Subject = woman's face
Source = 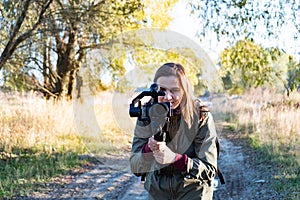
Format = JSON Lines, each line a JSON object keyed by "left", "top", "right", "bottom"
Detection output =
{"left": 156, "top": 75, "right": 184, "bottom": 109}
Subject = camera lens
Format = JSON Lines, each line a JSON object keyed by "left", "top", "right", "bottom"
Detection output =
{"left": 149, "top": 103, "right": 169, "bottom": 117}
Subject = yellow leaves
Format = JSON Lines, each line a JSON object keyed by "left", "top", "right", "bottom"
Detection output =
{"left": 143, "top": 0, "right": 179, "bottom": 28}
{"left": 131, "top": 46, "right": 202, "bottom": 86}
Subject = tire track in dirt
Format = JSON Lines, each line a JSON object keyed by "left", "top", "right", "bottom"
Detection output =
{"left": 19, "top": 133, "right": 279, "bottom": 199}
{"left": 119, "top": 176, "right": 148, "bottom": 200}
{"left": 213, "top": 132, "right": 280, "bottom": 200}
{"left": 213, "top": 138, "right": 248, "bottom": 199}
{"left": 18, "top": 164, "right": 139, "bottom": 199}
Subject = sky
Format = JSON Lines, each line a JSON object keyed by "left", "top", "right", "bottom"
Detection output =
{"left": 167, "top": 0, "right": 220, "bottom": 62}
{"left": 167, "top": 0, "right": 299, "bottom": 63}
{"left": 120, "top": 0, "right": 297, "bottom": 91}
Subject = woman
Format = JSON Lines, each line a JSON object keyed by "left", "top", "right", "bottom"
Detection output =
{"left": 130, "top": 63, "right": 218, "bottom": 199}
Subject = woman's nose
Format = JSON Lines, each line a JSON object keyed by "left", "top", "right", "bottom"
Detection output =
{"left": 164, "top": 91, "right": 172, "bottom": 100}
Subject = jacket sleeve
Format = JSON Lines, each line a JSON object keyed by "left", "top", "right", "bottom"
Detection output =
{"left": 188, "top": 112, "right": 218, "bottom": 182}
{"left": 129, "top": 118, "right": 161, "bottom": 176}
{"left": 130, "top": 104, "right": 169, "bottom": 175}
{"left": 130, "top": 136, "right": 154, "bottom": 176}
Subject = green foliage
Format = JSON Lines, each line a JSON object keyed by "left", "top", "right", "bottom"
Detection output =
{"left": 116, "top": 47, "right": 206, "bottom": 93}
{"left": 134, "top": 47, "right": 203, "bottom": 83}
{"left": 86, "top": 27, "right": 217, "bottom": 94}
{"left": 0, "top": 0, "right": 182, "bottom": 97}
{"left": 188, "top": 0, "right": 299, "bottom": 44}
{"left": 83, "top": 0, "right": 181, "bottom": 93}
{"left": 248, "top": 134, "right": 300, "bottom": 197}
{"left": 1, "top": 73, "right": 31, "bottom": 92}
{"left": 285, "top": 56, "right": 300, "bottom": 95}
{"left": 219, "top": 39, "right": 283, "bottom": 92}
{"left": 0, "top": 0, "right": 146, "bottom": 97}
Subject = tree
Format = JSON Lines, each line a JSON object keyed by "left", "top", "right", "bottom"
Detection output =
{"left": 188, "top": 0, "right": 299, "bottom": 59}
{"left": 285, "top": 56, "right": 300, "bottom": 96}
{"left": 0, "top": 0, "right": 145, "bottom": 99}
{"left": 0, "top": 0, "right": 53, "bottom": 69}
{"left": 0, "top": 0, "right": 181, "bottom": 99}
{"left": 98, "top": 29, "right": 222, "bottom": 95}
{"left": 85, "top": 33, "right": 206, "bottom": 94}
{"left": 143, "top": 0, "right": 178, "bottom": 28}
{"left": 186, "top": 0, "right": 300, "bottom": 96}
{"left": 0, "top": 0, "right": 53, "bottom": 93}
{"left": 219, "top": 39, "right": 282, "bottom": 93}
{"left": 42, "top": 0, "right": 148, "bottom": 99}
{"left": 79, "top": 0, "right": 182, "bottom": 94}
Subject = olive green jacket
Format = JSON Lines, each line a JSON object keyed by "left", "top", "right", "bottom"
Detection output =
{"left": 130, "top": 108, "right": 218, "bottom": 200}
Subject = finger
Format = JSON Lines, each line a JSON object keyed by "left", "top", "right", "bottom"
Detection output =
{"left": 148, "top": 138, "right": 157, "bottom": 151}
{"left": 149, "top": 136, "right": 157, "bottom": 144}
{"left": 153, "top": 153, "right": 159, "bottom": 161}
{"left": 153, "top": 151, "right": 160, "bottom": 157}
{"left": 157, "top": 142, "right": 166, "bottom": 151}
{"left": 152, "top": 145, "right": 157, "bottom": 152}
{"left": 153, "top": 143, "right": 158, "bottom": 150}
{"left": 153, "top": 154, "right": 162, "bottom": 164}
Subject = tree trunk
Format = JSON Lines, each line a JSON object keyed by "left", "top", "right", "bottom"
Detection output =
{"left": 54, "top": 24, "right": 78, "bottom": 100}
{"left": 42, "top": 35, "right": 51, "bottom": 98}
{"left": 55, "top": 59, "right": 77, "bottom": 100}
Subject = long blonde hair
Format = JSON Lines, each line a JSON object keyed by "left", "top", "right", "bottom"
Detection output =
{"left": 153, "top": 63, "right": 196, "bottom": 128}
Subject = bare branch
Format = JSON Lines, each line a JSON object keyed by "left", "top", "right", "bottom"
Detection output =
{"left": 0, "top": 0, "right": 54, "bottom": 69}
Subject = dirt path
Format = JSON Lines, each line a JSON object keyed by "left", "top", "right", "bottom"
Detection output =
{"left": 213, "top": 137, "right": 277, "bottom": 199}
{"left": 18, "top": 129, "right": 279, "bottom": 200}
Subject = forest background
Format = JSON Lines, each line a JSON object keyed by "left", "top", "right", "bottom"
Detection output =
{"left": 0, "top": 0, "right": 299, "bottom": 198}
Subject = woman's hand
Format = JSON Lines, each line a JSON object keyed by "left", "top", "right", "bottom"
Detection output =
{"left": 148, "top": 137, "right": 176, "bottom": 164}
{"left": 148, "top": 136, "right": 159, "bottom": 152}
{"left": 153, "top": 142, "right": 176, "bottom": 164}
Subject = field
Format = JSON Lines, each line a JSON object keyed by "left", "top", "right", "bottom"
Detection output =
{"left": 211, "top": 88, "right": 300, "bottom": 197}
{"left": 0, "top": 91, "right": 134, "bottom": 197}
{"left": 0, "top": 88, "right": 299, "bottom": 198}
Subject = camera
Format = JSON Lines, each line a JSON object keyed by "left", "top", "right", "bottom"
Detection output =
{"left": 129, "top": 84, "right": 172, "bottom": 141}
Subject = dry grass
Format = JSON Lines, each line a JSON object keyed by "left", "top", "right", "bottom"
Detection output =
{"left": 212, "top": 87, "right": 300, "bottom": 197}
{"left": 1, "top": 88, "right": 299, "bottom": 197}
{"left": 1, "top": 88, "right": 299, "bottom": 160}
{"left": 0, "top": 91, "right": 136, "bottom": 156}
{"left": 73, "top": 91, "right": 136, "bottom": 155}
{"left": 0, "top": 92, "right": 87, "bottom": 197}
{"left": 0, "top": 91, "right": 136, "bottom": 197}
{"left": 0, "top": 92, "right": 84, "bottom": 154}
{"left": 214, "top": 88, "right": 300, "bottom": 163}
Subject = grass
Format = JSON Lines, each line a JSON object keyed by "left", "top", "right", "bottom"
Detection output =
{"left": 249, "top": 136, "right": 300, "bottom": 199}
{"left": 0, "top": 151, "right": 84, "bottom": 197}
{"left": 213, "top": 87, "right": 300, "bottom": 198}
{"left": 2, "top": 87, "right": 299, "bottom": 198}
{"left": 0, "top": 91, "right": 134, "bottom": 198}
